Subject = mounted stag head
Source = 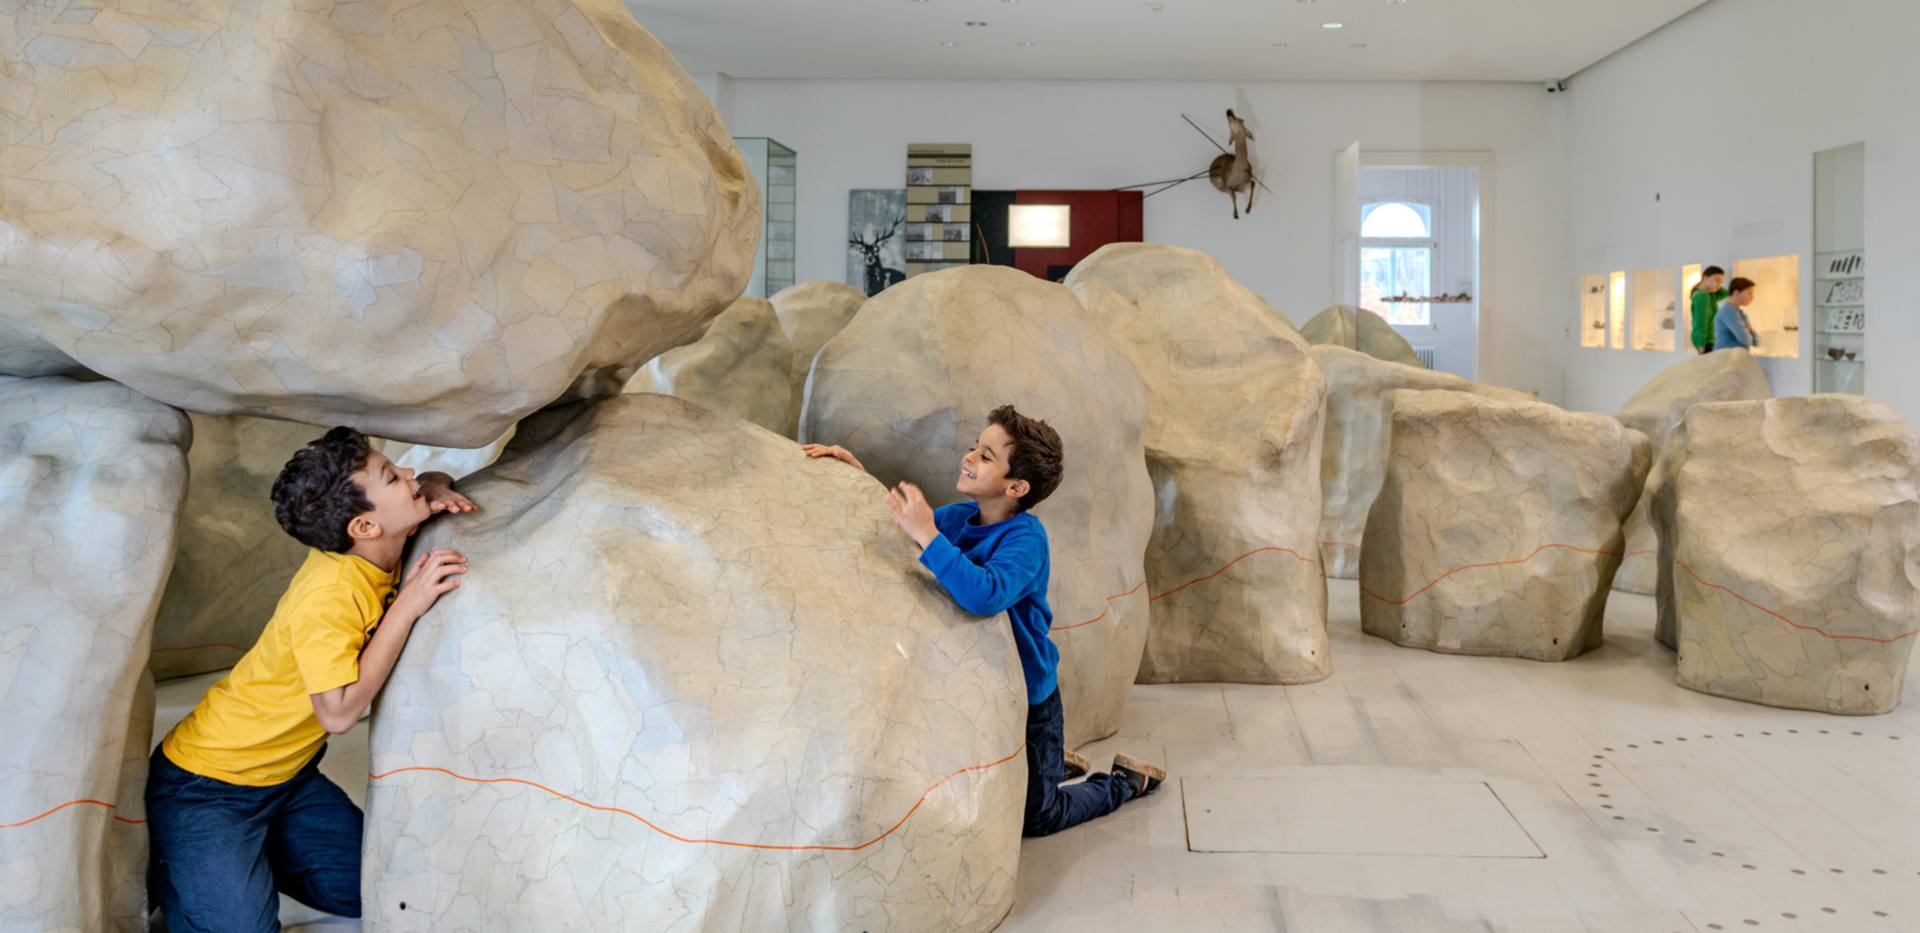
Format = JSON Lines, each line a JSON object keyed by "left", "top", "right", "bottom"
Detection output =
{"left": 1208, "top": 108, "right": 1257, "bottom": 219}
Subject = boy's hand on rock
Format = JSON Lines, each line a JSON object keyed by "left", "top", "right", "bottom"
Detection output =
{"left": 883, "top": 482, "right": 938, "bottom": 549}
{"left": 419, "top": 472, "right": 476, "bottom": 514}
{"left": 391, "top": 548, "right": 467, "bottom": 621}
{"left": 802, "top": 443, "right": 864, "bottom": 472}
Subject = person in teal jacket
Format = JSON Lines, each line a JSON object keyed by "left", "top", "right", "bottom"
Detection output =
{"left": 1689, "top": 265, "right": 1728, "bottom": 353}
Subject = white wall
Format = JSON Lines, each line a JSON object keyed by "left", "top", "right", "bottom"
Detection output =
{"left": 718, "top": 78, "right": 1568, "bottom": 400}
{"left": 1560, "top": 0, "right": 1920, "bottom": 425}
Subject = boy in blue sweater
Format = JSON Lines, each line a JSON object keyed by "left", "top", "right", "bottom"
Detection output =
{"left": 806, "top": 404, "right": 1164, "bottom": 836}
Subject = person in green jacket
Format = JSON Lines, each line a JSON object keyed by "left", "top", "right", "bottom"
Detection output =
{"left": 1689, "top": 265, "right": 1728, "bottom": 354}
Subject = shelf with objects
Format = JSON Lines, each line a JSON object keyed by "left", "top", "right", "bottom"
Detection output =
{"left": 1631, "top": 267, "right": 1677, "bottom": 351}
{"left": 735, "top": 137, "right": 797, "bottom": 298}
{"left": 1813, "top": 142, "right": 1865, "bottom": 394}
{"left": 1578, "top": 274, "right": 1607, "bottom": 348}
{"left": 1730, "top": 254, "right": 1801, "bottom": 359}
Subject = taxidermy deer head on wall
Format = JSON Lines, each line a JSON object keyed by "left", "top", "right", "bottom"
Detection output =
{"left": 1208, "top": 109, "right": 1256, "bottom": 219}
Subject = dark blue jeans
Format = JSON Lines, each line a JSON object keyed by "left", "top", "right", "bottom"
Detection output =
{"left": 1024, "top": 689, "right": 1132, "bottom": 837}
{"left": 145, "top": 745, "right": 362, "bottom": 932}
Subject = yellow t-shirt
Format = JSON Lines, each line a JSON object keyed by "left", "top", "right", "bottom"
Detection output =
{"left": 163, "top": 549, "right": 397, "bottom": 786}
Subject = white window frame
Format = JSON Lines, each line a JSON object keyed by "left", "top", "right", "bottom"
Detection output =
{"left": 1360, "top": 199, "right": 1437, "bottom": 329}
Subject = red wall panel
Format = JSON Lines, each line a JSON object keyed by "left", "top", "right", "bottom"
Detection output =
{"left": 1011, "top": 190, "right": 1144, "bottom": 281}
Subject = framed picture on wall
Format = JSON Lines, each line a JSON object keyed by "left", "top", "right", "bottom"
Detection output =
{"left": 846, "top": 189, "right": 907, "bottom": 297}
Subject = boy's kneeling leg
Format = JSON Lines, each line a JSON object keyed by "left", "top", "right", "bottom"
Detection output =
{"left": 267, "top": 755, "right": 363, "bottom": 918}
{"left": 145, "top": 748, "right": 282, "bottom": 933}
{"left": 1022, "top": 691, "right": 1131, "bottom": 838}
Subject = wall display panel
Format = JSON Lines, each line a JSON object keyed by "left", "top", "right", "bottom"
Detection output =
{"left": 1608, "top": 271, "right": 1628, "bottom": 350}
{"left": 1631, "top": 268, "right": 1678, "bottom": 351}
{"left": 1580, "top": 274, "right": 1607, "bottom": 348}
{"left": 1813, "top": 142, "right": 1866, "bottom": 394}
{"left": 1731, "top": 255, "right": 1801, "bottom": 358}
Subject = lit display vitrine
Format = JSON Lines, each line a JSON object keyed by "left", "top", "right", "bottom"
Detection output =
{"left": 1731, "top": 255, "right": 1800, "bottom": 359}
{"left": 1608, "top": 271, "right": 1628, "bottom": 350}
{"left": 1631, "top": 268, "right": 1676, "bottom": 351}
{"left": 1813, "top": 142, "right": 1865, "bottom": 393}
{"left": 1579, "top": 274, "right": 1607, "bottom": 348}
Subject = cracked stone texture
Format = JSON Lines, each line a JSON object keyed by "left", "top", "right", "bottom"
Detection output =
{"left": 800, "top": 265, "right": 1154, "bottom": 748}
{"left": 1299, "top": 305, "right": 1424, "bottom": 368}
{"left": 626, "top": 296, "right": 795, "bottom": 434}
{"left": 1360, "top": 390, "right": 1650, "bottom": 661}
{"left": 1065, "top": 243, "right": 1330, "bottom": 685}
{"left": 1612, "top": 350, "right": 1772, "bottom": 595}
{"left": 1658, "top": 396, "right": 1920, "bottom": 714}
{"left": 772, "top": 281, "right": 866, "bottom": 436}
{"left": 149, "top": 414, "right": 315, "bottom": 681}
{"left": 1312, "top": 346, "right": 1532, "bottom": 580}
{"left": 364, "top": 393, "right": 1026, "bottom": 932}
{"left": 0, "top": 0, "right": 758, "bottom": 447}
{"left": 1, "top": 376, "right": 189, "bottom": 931}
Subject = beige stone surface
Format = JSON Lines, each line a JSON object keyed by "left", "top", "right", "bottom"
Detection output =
{"left": 1299, "top": 305, "right": 1424, "bottom": 368}
{"left": 1359, "top": 390, "right": 1649, "bottom": 661}
{"left": 1, "top": 376, "right": 189, "bottom": 931}
{"left": 149, "top": 414, "right": 316, "bottom": 681}
{"left": 626, "top": 296, "right": 795, "bottom": 434}
{"left": 772, "top": 280, "right": 866, "bottom": 433}
{"left": 1613, "top": 350, "right": 1772, "bottom": 595}
{"left": 0, "top": 0, "right": 758, "bottom": 447}
{"left": 1312, "top": 346, "right": 1532, "bottom": 579}
{"left": 1659, "top": 396, "right": 1920, "bottom": 714}
{"left": 1065, "top": 243, "right": 1329, "bottom": 685}
{"left": 364, "top": 394, "right": 1025, "bottom": 932}
{"left": 801, "top": 265, "right": 1154, "bottom": 748}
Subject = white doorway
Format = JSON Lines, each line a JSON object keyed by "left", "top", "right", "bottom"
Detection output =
{"left": 1355, "top": 155, "right": 1487, "bottom": 380}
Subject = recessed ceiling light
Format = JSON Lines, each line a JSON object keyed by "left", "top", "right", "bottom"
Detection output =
{"left": 1322, "top": 21, "right": 1344, "bottom": 29}
{"left": 1018, "top": 40, "right": 1036, "bottom": 47}
{"left": 1271, "top": 41, "right": 1289, "bottom": 47}
{"left": 939, "top": 40, "right": 957, "bottom": 47}
{"left": 965, "top": 19, "right": 988, "bottom": 26}
{"left": 1148, "top": 2, "right": 1165, "bottom": 11}
{"left": 1350, "top": 42, "right": 1367, "bottom": 48}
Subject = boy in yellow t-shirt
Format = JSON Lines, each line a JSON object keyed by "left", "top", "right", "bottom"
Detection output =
{"left": 147, "top": 427, "right": 474, "bottom": 932}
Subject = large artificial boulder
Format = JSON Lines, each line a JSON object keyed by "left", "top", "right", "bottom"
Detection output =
{"left": 801, "top": 265, "right": 1154, "bottom": 748}
{"left": 1359, "top": 390, "right": 1650, "bottom": 661}
{"left": 1312, "top": 346, "right": 1532, "bottom": 579}
{"left": 1659, "top": 397, "right": 1919, "bottom": 714}
{"left": 1, "top": 376, "right": 190, "bottom": 931}
{"left": 0, "top": 0, "right": 758, "bottom": 447}
{"left": 773, "top": 280, "right": 866, "bottom": 433}
{"left": 364, "top": 394, "right": 1026, "bottom": 932}
{"left": 150, "top": 414, "right": 316, "bottom": 680}
{"left": 1299, "top": 305, "right": 1424, "bottom": 368}
{"left": 626, "top": 296, "right": 795, "bottom": 434}
{"left": 1065, "top": 243, "right": 1330, "bottom": 685}
{"left": 1613, "top": 350, "right": 1771, "bottom": 595}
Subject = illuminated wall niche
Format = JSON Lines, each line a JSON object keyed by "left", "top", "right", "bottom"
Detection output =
{"left": 1632, "top": 267, "right": 1677, "bottom": 351}
{"left": 1731, "top": 255, "right": 1801, "bottom": 358}
{"left": 1579, "top": 274, "right": 1607, "bottom": 348}
{"left": 1680, "top": 264, "right": 1704, "bottom": 342}
{"left": 1608, "top": 271, "right": 1628, "bottom": 350}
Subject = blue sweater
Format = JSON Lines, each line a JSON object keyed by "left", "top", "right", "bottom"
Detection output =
{"left": 918, "top": 502, "right": 1059, "bottom": 705}
{"left": 1713, "top": 302, "right": 1755, "bottom": 351}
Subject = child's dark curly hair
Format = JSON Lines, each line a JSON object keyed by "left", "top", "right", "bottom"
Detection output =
{"left": 987, "top": 404, "right": 1064, "bottom": 512}
{"left": 271, "top": 426, "right": 374, "bottom": 552}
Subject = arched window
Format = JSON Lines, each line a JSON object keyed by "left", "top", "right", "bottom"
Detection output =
{"left": 1360, "top": 201, "right": 1432, "bottom": 238}
{"left": 1360, "top": 201, "right": 1434, "bottom": 326}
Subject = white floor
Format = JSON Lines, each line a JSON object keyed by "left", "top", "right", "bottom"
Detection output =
{"left": 155, "top": 580, "right": 1920, "bottom": 933}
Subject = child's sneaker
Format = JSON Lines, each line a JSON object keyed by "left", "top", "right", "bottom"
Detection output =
{"left": 1111, "top": 754, "right": 1165, "bottom": 799}
{"left": 1062, "top": 749, "right": 1092, "bottom": 781}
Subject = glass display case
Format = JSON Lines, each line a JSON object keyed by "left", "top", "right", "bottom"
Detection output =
{"left": 1731, "top": 255, "right": 1800, "bottom": 358}
{"left": 735, "top": 137, "right": 796, "bottom": 298}
{"left": 1608, "top": 271, "right": 1628, "bottom": 350}
{"left": 1630, "top": 267, "right": 1677, "bottom": 351}
{"left": 1579, "top": 274, "right": 1607, "bottom": 348}
{"left": 1813, "top": 143, "right": 1865, "bottom": 393}
{"left": 1680, "top": 264, "right": 1704, "bottom": 343}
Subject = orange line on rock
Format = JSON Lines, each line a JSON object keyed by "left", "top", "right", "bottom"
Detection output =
{"left": 1675, "top": 561, "right": 1920, "bottom": 645}
{"left": 368, "top": 742, "right": 1026, "bottom": 853}
{"left": 1358, "top": 543, "right": 1627, "bottom": 606}
{"left": 0, "top": 798, "right": 146, "bottom": 829}
{"left": 1148, "top": 546, "right": 1323, "bottom": 603}
{"left": 1052, "top": 580, "right": 1149, "bottom": 632}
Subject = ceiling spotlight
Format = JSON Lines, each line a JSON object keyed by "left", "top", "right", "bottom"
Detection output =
{"left": 1322, "top": 21, "right": 1344, "bottom": 29}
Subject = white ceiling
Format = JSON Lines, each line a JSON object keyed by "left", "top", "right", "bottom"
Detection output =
{"left": 628, "top": 0, "right": 1711, "bottom": 83}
